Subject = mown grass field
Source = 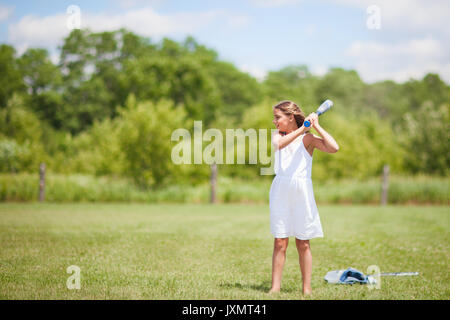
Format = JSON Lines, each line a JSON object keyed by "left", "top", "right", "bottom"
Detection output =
{"left": 0, "top": 203, "right": 448, "bottom": 300}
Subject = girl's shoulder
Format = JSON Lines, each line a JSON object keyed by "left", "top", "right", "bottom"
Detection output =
{"left": 302, "top": 132, "right": 314, "bottom": 148}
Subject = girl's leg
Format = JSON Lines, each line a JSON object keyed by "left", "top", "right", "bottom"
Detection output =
{"left": 269, "top": 237, "right": 289, "bottom": 293}
{"left": 295, "top": 239, "right": 312, "bottom": 295}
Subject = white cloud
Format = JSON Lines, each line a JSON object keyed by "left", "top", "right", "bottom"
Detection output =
{"left": 311, "top": 65, "right": 328, "bottom": 77}
{"left": 346, "top": 37, "right": 450, "bottom": 83}
{"left": 238, "top": 64, "right": 268, "bottom": 81}
{"left": 9, "top": 14, "right": 68, "bottom": 54}
{"left": 328, "top": 0, "right": 450, "bottom": 83}
{"left": 327, "top": 0, "right": 450, "bottom": 35}
{"left": 82, "top": 9, "right": 221, "bottom": 35}
{"left": 115, "top": 0, "right": 165, "bottom": 9}
{"left": 7, "top": 7, "right": 243, "bottom": 54}
{"left": 0, "top": 4, "right": 14, "bottom": 22}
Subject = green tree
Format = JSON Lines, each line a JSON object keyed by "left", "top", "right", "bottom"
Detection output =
{"left": 60, "top": 117, "right": 125, "bottom": 176}
{"left": 403, "top": 73, "right": 450, "bottom": 111}
{"left": 0, "top": 45, "right": 24, "bottom": 108}
{"left": 59, "top": 29, "right": 121, "bottom": 133}
{"left": 315, "top": 68, "right": 365, "bottom": 114}
{"left": 363, "top": 80, "right": 409, "bottom": 122}
{"left": 263, "top": 65, "right": 318, "bottom": 109}
{"left": 17, "top": 48, "right": 64, "bottom": 129}
{"left": 0, "top": 95, "right": 47, "bottom": 172}
{"left": 402, "top": 102, "right": 450, "bottom": 175}
{"left": 18, "top": 48, "right": 61, "bottom": 96}
{"left": 309, "top": 110, "right": 405, "bottom": 181}
{"left": 207, "top": 61, "right": 263, "bottom": 123}
{"left": 122, "top": 54, "right": 221, "bottom": 126}
{"left": 58, "top": 29, "right": 228, "bottom": 132}
{"left": 117, "top": 96, "right": 189, "bottom": 188}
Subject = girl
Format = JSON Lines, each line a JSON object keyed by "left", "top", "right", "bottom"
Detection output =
{"left": 269, "top": 100, "right": 339, "bottom": 296}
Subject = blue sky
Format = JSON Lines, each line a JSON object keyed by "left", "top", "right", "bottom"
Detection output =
{"left": 1, "top": 0, "right": 449, "bottom": 83}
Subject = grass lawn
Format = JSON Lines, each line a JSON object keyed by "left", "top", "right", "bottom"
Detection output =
{"left": 0, "top": 203, "right": 448, "bottom": 300}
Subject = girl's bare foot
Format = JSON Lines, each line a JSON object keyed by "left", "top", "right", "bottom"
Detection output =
{"left": 302, "top": 289, "right": 312, "bottom": 296}
{"left": 268, "top": 288, "right": 280, "bottom": 294}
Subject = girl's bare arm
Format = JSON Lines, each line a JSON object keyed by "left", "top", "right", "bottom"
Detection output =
{"left": 306, "top": 124, "right": 339, "bottom": 153}
{"left": 273, "top": 126, "right": 310, "bottom": 150}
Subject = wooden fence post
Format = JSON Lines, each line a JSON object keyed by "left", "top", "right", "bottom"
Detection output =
{"left": 381, "top": 164, "right": 389, "bottom": 205}
{"left": 210, "top": 162, "right": 217, "bottom": 204}
{"left": 39, "top": 163, "right": 46, "bottom": 202}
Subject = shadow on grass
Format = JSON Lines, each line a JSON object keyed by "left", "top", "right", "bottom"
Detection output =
{"left": 219, "top": 281, "right": 300, "bottom": 294}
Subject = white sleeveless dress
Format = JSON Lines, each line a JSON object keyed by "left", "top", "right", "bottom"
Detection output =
{"left": 269, "top": 131, "right": 324, "bottom": 240}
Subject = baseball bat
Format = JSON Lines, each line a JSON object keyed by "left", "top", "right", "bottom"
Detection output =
{"left": 304, "top": 100, "right": 333, "bottom": 127}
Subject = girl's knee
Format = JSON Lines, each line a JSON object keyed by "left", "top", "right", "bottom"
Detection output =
{"left": 274, "top": 238, "right": 289, "bottom": 252}
{"left": 296, "top": 239, "right": 310, "bottom": 251}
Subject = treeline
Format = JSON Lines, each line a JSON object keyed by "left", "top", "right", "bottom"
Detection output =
{"left": 0, "top": 28, "right": 449, "bottom": 189}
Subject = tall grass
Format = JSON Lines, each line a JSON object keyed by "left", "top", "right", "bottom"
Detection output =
{"left": 314, "top": 175, "right": 450, "bottom": 204}
{"left": 0, "top": 173, "right": 448, "bottom": 204}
